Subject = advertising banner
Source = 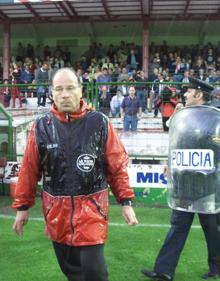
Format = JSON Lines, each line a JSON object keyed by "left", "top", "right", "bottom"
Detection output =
{"left": 127, "top": 164, "right": 167, "bottom": 188}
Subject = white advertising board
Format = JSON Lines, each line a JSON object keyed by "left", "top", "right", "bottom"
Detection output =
{"left": 127, "top": 164, "right": 167, "bottom": 188}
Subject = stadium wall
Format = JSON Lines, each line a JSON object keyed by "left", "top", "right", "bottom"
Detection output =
{"left": 0, "top": 20, "right": 220, "bottom": 61}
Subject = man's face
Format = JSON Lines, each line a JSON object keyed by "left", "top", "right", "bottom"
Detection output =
{"left": 102, "top": 69, "right": 108, "bottom": 76}
{"left": 52, "top": 71, "right": 82, "bottom": 113}
{"left": 184, "top": 88, "right": 202, "bottom": 106}
{"left": 42, "top": 63, "right": 48, "bottom": 70}
{"left": 129, "top": 87, "right": 136, "bottom": 98}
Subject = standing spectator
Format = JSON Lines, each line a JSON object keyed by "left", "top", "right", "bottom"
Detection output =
{"left": 35, "top": 62, "right": 49, "bottom": 107}
{"left": 0, "top": 79, "right": 11, "bottom": 107}
{"left": 135, "top": 70, "right": 147, "bottom": 113}
{"left": 156, "top": 87, "right": 179, "bottom": 131}
{"left": 126, "top": 49, "right": 140, "bottom": 71}
{"left": 152, "top": 73, "right": 164, "bottom": 118}
{"left": 118, "top": 79, "right": 129, "bottom": 97}
{"left": 43, "top": 45, "right": 51, "bottom": 60}
{"left": 205, "top": 48, "right": 215, "bottom": 67}
{"left": 99, "top": 85, "right": 111, "bottom": 116}
{"left": 10, "top": 62, "right": 21, "bottom": 84}
{"left": 16, "top": 42, "right": 25, "bottom": 62}
{"left": 28, "top": 59, "right": 37, "bottom": 81}
{"left": 11, "top": 76, "right": 22, "bottom": 108}
{"left": 121, "top": 86, "right": 142, "bottom": 131}
{"left": 9, "top": 63, "right": 22, "bottom": 108}
{"left": 110, "top": 89, "right": 124, "bottom": 117}
{"left": 12, "top": 67, "right": 137, "bottom": 281}
{"left": 20, "top": 65, "right": 33, "bottom": 98}
{"left": 181, "top": 70, "right": 190, "bottom": 104}
{"left": 26, "top": 43, "right": 34, "bottom": 59}
{"left": 148, "top": 68, "right": 159, "bottom": 113}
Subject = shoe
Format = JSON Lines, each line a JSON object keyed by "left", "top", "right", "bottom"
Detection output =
{"left": 141, "top": 268, "right": 173, "bottom": 281}
{"left": 202, "top": 272, "right": 220, "bottom": 279}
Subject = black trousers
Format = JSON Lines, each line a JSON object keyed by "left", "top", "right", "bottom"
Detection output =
{"left": 53, "top": 242, "right": 108, "bottom": 281}
{"left": 153, "top": 210, "right": 220, "bottom": 277}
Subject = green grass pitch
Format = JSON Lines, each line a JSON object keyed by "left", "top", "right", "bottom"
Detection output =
{"left": 0, "top": 196, "right": 209, "bottom": 281}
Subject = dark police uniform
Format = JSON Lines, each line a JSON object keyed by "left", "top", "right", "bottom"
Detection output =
{"left": 142, "top": 78, "right": 220, "bottom": 281}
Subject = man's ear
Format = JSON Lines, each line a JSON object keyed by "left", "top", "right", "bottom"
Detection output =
{"left": 48, "top": 94, "right": 54, "bottom": 102}
{"left": 197, "top": 90, "right": 203, "bottom": 99}
{"left": 193, "top": 90, "right": 202, "bottom": 99}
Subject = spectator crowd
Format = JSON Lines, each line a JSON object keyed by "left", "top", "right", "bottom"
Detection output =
{"left": 0, "top": 40, "right": 220, "bottom": 123}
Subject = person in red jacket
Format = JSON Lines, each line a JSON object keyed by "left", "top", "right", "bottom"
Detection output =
{"left": 11, "top": 77, "right": 22, "bottom": 108}
{"left": 12, "top": 67, "right": 138, "bottom": 281}
{"left": 156, "top": 87, "right": 179, "bottom": 131}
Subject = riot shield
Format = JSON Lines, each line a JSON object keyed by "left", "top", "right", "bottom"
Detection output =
{"left": 167, "top": 105, "right": 220, "bottom": 213}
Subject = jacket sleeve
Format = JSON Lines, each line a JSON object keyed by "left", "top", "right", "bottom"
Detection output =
{"left": 105, "top": 121, "right": 134, "bottom": 203}
{"left": 12, "top": 123, "right": 42, "bottom": 210}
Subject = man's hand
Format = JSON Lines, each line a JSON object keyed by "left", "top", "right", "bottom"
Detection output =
{"left": 122, "top": 206, "right": 138, "bottom": 226}
{"left": 138, "top": 114, "right": 142, "bottom": 120}
{"left": 13, "top": 210, "right": 29, "bottom": 235}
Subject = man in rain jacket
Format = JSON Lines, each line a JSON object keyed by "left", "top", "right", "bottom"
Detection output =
{"left": 12, "top": 67, "right": 138, "bottom": 281}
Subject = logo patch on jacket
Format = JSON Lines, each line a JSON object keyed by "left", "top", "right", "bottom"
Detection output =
{"left": 77, "top": 154, "right": 95, "bottom": 172}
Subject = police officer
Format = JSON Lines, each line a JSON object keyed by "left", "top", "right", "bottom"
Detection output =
{"left": 142, "top": 77, "right": 220, "bottom": 281}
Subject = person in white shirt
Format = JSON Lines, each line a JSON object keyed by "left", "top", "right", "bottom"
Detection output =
{"left": 110, "top": 89, "right": 124, "bottom": 117}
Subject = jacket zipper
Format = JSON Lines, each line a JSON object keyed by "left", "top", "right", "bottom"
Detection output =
{"left": 66, "top": 113, "right": 75, "bottom": 238}
{"left": 70, "top": 196, "right": 74, "bottom": 237}
{"left": 89, "top": 197, "right": 107, "bottom": 220}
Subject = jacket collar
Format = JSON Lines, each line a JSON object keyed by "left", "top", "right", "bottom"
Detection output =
{"left": 50, "top": 99, "right": 93, "bottom": 122}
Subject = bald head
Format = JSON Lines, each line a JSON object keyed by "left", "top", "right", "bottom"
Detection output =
{"left": 52, "top": 68, "right": 81, "bottom": 87}
{"left": 52, "top": 68, "right": 82, "bottom": 113}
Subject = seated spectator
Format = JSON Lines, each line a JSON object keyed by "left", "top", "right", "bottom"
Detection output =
{"left": 172, "top": 56, "right": 185, "bottom": 82}
{"left": 194, "top": 56, "right": 206, "bottom": 74}
{"left": 196, "top": 68, "right": 207, "bottom": 81}
{"left": 189, "top": 68, "right": 195, "bottom": 78}
{"left": 96, "top": 67, "right": 112, "bottom": 95}
{"left": 118, "top": 67, "right": 129, "bottom": 82}
{"left": 110, "top": 89, "right": 124, "bottom": 117}
{"left": 102, "top": 57, "right": 114, "bottom": 71}
{"left": 206, "top": 68, "right": 218, "bottom": 84}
